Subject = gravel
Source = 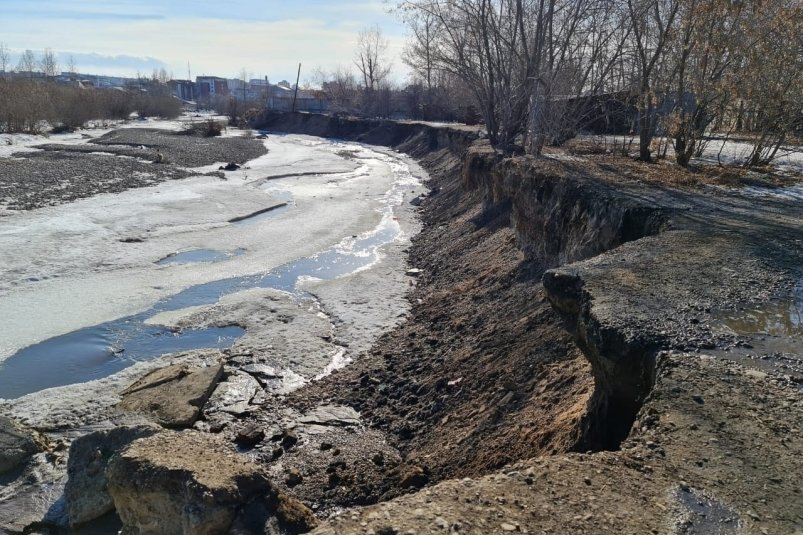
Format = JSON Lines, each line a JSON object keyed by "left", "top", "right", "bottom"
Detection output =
{"left": 89, "top": 128, "right": 267, "bottom": 167}
{"left": 0, "top": 127, "right": 267, "bottom": 211}
{"left": 0, "top": 152, "right": 197, "bottom": 211}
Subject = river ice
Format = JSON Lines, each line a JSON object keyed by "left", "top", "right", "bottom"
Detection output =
{"left": 0, "top": 131, "right": 420, "bottom": 370}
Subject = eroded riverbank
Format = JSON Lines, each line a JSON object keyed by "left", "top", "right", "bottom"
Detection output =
{"left": 255, "top": 113, "right": 802, "bottom": 535}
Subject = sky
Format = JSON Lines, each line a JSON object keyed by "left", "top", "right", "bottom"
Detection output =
{"left": 0, "top": 0, "right": 409, "bottom": 83}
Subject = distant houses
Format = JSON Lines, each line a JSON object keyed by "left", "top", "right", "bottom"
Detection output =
{"left": 189, "top": 77, "right": 326, "bottom": 113}
{"left": 0, "top": 68, "right": 327, "bottom": 113}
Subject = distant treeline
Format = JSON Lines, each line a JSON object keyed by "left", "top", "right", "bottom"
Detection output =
{"left": 0, "top": 79, "right": 182, "bottom": 134}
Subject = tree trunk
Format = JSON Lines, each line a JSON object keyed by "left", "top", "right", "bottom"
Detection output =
{"left": 529, "top": 80, "right": 547, "bottom": 155}
{"left": 637, "top": 91, "right": 653, "bottom": 161}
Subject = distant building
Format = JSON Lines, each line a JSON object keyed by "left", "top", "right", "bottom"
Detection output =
{"left": 226, "top": 77, "right": 326, "bottom": 113}
{"left": 196, "top": 76, "right": 229, "bottom": 99}
{"left": 264, "top": 84, "right": 326, "bottom": 113}
{"left": 170, "top": 79, "right": 195, "bottom": 101}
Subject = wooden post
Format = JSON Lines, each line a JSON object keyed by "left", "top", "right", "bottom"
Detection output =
{"left": 292, "top": 63, "right": 301, "bottom": 113}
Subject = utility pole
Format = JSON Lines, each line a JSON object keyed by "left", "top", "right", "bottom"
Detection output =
{"left": 292, "top": 63, "right": 301, "bottom": 113}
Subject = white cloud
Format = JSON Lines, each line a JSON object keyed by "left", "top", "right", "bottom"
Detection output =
{"left": 0, "top": 3, "right": 411, "bottom": 82}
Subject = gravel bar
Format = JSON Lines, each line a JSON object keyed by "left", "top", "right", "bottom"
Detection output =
{"left": 0, "top": 127, "right": 267, "bottom": 211}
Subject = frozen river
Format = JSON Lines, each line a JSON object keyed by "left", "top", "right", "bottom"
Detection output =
{"left": 0, "top": 131, "right": 422, "bottom": 399}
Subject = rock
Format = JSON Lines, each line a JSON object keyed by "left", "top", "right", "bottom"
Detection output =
{"left": 410, "top": 195, "right": 424, "bottom": 207}
{"left": 0, "top": 415, "right": 46, "bottom": 474}
{"left": 107, "top": 430, "right": 316, "bottom": 535}
{"left": 229, "top": 492, "right": 317, "bottom": 535}
{"left": 286, "top": 467, "right": 303, "bottom": 487}
{"left": 399, "top": 466, "right": 429, "bottom": 489}
{"left": 65, "top": 424, "right": 160, "bottom": 526}
{"left": 219, "top": 162, "right": 241, "bottom": 171}
{"left": 240, "top": 363, "right": 283, "bottom": 386}
{"left": 118, "top": 363, "right": 223, "bottom": 428}
{"left": 501, "top": 523, "right": 518, "bottom": 531}
{"left": 297, "top": 405, "right": 361, "bottom": 427}
{"left": 406, "top": 268, "right": 422, "bottom": 277}
{"left": 235, "top": 423, "right": 265, "bottom": 448}
{"left": 281, "top": 430, "right": 298, "bottom": 450}
{"left": 745, "top": 369, "right": 768, "bottom": 380}
{"left": 320, "top": 442, "right": 333, "bottom": 451}
{"left": 206, "top": 371, "right": 262, "bottom": 416}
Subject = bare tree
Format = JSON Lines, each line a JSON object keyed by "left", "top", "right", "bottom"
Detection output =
{"left": 313, "top": 65, "right": 360, "bottom": 113}
{"left": 663, "top": 0, "right": 746, "bottom": 166}
{"left": 355, "top": 24, "right": 392, "bottom": 91}
{"left": 40, "top": 48, "right": 59, "bottom": 78}
{"left": 0, "top": 43, "right": 10, "bottom": 73}
{"left": 736, "top": 0, "right": 802, "bottom": 167}
{"left": 66, "top": 55, "right": 77, "bottom": 75}
{"left": 402, "top": 10, "right": 440, "bottom": 98}
{"left": 626, "top": 0, "right": 681, "bottom": 161}
{"left": 17, "top": 49, "right": 37, "bottom": 77}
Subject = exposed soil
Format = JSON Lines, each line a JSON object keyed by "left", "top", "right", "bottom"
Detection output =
{"left": 0, "top": 152, "right": 196, "bottom": 211}
{"left": 291, "top": 157, "right": 595, "bottom": 481}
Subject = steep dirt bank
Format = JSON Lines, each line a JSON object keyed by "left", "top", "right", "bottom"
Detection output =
{"left": 258, "top": 113, "right": 803, "bottom": 534}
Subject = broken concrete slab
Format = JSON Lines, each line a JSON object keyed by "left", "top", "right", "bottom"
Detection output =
{"left": 117, "top": 362, "right": 223, "bottom": 428}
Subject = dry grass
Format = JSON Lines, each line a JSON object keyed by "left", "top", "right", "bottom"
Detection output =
{"left": 548, "top": 137, "right": 801, "bottom": 191}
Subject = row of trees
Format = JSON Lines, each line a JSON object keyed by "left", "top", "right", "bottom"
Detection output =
{"left": 0, "top": 44, "right": 78, "bottom": 77}
{"left": 396, "top": 0, "right": 802, "bottom": 167}
{"left": 0, "top": 79, "right": 182, "bottom": 134}
{"left": 311, "top": 25, "right": 478, "bottom": 122}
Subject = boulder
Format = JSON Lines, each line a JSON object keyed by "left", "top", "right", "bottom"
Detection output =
{"left": 118, "top": 363, "right": 223, "bottom": 428}
{"left": 107, "top": 431, "right": 316, "bottom": 535}
{"left": 0, "top": 415, "right": 46, "bottom": 474}
{"left": 65, "top": 424, "right": 160, "bottom": 526}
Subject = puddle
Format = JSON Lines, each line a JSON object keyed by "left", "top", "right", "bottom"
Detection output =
{"left": 673, "top": 487, "right": 740, "bottom": 534}
{"left": 0, "top": 150, "right": 418, "bottom": 399}
{"left": 712, "top": 280, "right": 803, "bottom": 383}
{"left": 717, "top": 281, "right": 803, "bottom": 337}
{"left": 157, "top": 248, "right": 246, "bottom": 266}
{"left": 0, "top": 323, "right": 243, "bottom": 399}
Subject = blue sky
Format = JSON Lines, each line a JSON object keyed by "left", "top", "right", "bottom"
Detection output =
{"left": 0, "top": 0, "right": 408, "bottom": 82}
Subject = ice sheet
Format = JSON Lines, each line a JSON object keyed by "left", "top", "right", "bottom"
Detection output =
{"left": 0, "top": 134, "right": 415, "bottom": 363}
